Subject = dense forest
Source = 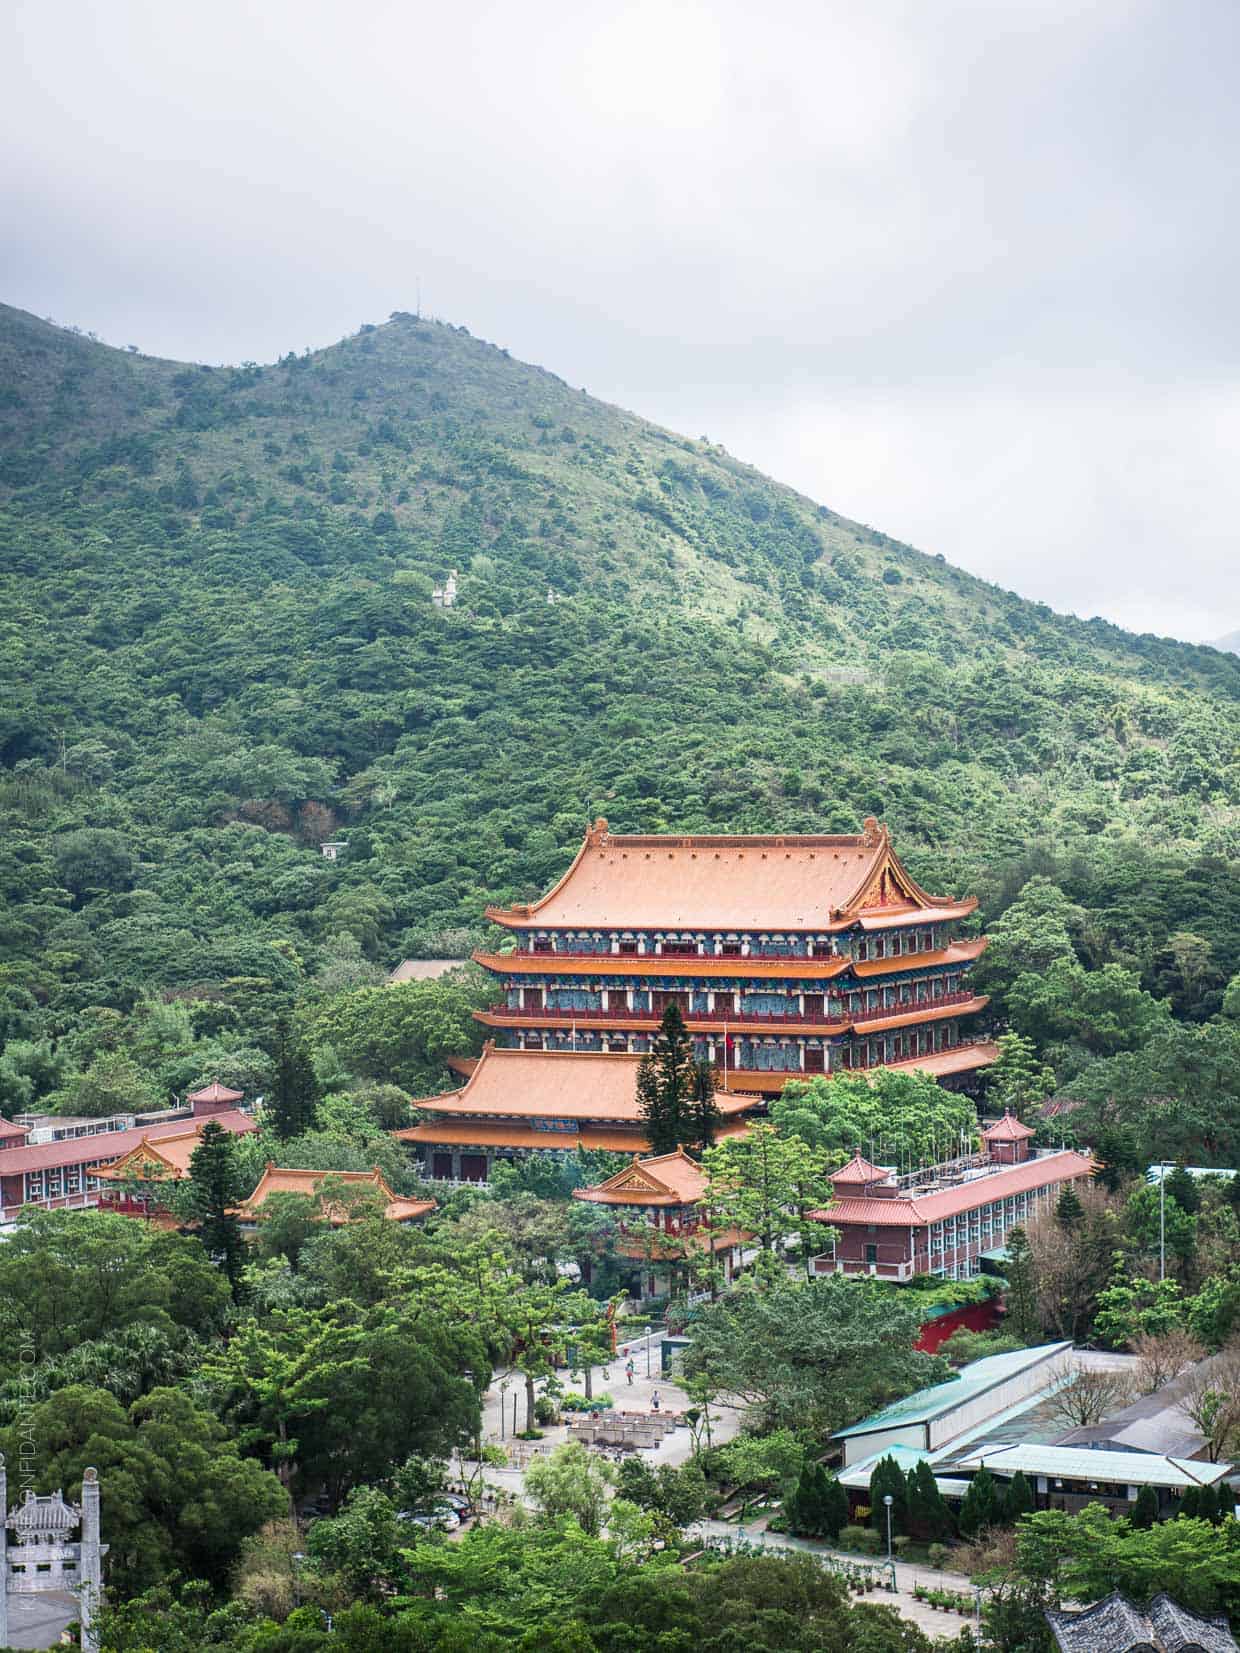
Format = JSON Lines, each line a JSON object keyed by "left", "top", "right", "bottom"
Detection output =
{"left": 4, "top": 303, "right": 1240, "bottom": 1652}
{"left": 0, "top": 300, "right": 1238, "bottom": 1132}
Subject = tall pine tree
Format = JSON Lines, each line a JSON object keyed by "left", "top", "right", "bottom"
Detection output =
{"left": 269, "top": 1019, "right": 320, "bottom": 1140}
{"left": 868, "top": 1454, "right": 908, "bottom": 1532}
{"left": 185, "top": 1120, "right": 246, "bottom": 1300}
{"left": 1004, "top": 1225, "right": 1039, "bottom": 1341}
{"left": 637, "top": 1003, "right": 696, "bottom": 1154}
{"left": 689, "top": 1059, "right": 722, "bottom": 1154}
{"left": 958, "top": 1465, "right": 999, "bottom": 1538}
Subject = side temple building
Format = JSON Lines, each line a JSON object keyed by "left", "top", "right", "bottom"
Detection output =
{"left": 473, "top": 818, "right": 995, "bottom": 1094}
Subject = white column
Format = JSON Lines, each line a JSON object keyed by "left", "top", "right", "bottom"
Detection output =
{"left": 79, "top": 1467, "right": 102, "bottom": 1653}
{"left": 0, "top": 1452, "right": 8, "bottom": 1650}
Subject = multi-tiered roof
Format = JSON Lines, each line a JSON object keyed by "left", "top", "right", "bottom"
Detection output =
{"left": 473, "top": 818, "right": 995, "bottom": 1093}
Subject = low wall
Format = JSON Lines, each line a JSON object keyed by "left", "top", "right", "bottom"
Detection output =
{"left": 915, "top": 1297, "right": 1002, "bottom": 1353}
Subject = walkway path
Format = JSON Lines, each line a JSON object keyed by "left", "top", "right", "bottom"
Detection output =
{"left": 691, "top": 1517, "right": 984, "bottom": 1639}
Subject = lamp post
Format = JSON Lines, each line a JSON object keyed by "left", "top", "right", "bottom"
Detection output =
{"left": 499, "top": 1378, "right": 509, "bottom": 1441}
{"left": 883, "top": 1494, "right": 893, "bottom": 1562}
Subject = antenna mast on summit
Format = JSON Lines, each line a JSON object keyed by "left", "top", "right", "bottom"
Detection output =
{"left": 416, "top": 278, "right": 422, "bottom": 320}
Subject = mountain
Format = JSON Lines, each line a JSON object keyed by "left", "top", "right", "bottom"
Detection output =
{"left": 1211, "top": 630, "right": 1240, "bottom": 655}
{"left": 1, "top": 301, "right": 1239, "bottom": 1030}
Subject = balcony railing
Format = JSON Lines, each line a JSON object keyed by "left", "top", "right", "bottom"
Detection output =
{"left": 811, "top": 1256, "right": 915, "bottom": 1281}
{"left": 515, "top": 946, "right": 828, "bottom": 961}
{"left": 480, "top": 989, "right": 978, "bottom": 1030}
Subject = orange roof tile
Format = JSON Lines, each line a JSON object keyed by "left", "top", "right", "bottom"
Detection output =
{"left": 982, "top": 1112, "right": 1036, "bottom": 1142}
{"left": 885, "top": 1041, "right": 1000, "bottom": 1078}
{"left": 574, "top": 1148, "right": 710, "bottom": 1207}
{"left": 807, "top": 1149, "right": 1095, "bottom": 1227}
{"left": 19, "top": 1111, "right": 255, "bottom": 1179}
{"left": 829, "top": 1153, "right": 896, "bottom": 1189}
{"left": 852, "top": 937, "right": 987, "bottom": 977}
{"left": 400, "top": 1045, "right": 760, "bottom": 1124}
{"left": 186, "top": 1080, "right": 245, "bottom": 1104}
{"left": 235, "top": 1163, "right": 434, "bottom": 1224}
{"left": 394, "top": 1119, "right": 752, "bottom": 1153}
{"left": 486, "top": 818, "right": 968, "bottom": 932}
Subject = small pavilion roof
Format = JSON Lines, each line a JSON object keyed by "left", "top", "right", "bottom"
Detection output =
{"left": 982, "top": 1112, "right": 1036, "bottom": 1142}
{"left": 235, "top": 1163, "right": 434, "bottom": 1224}
{"left": 400, "top": 1044, "right": 760, "bottom": 1124}
{"left": 829, "top": 1153, "right": 895, "bottom": 1189}
{"left": 187, "top": 1079, "right": 245, "bottom": 1104}
{"left": 485, "top": 818, "right": 976, "bottom": 933}
{"left": 8, "top": 1490, "right": 80, "bottom": 1534}
{"left": 574, "top": 1148, "right": 709, "bottom": 1207}
{"left": 0, "top": 1117, "right": 28, "bottom": 1143}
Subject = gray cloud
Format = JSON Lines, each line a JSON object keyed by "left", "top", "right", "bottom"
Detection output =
{"left": 3, "top": 0, "right": 1238, "bottom": 639}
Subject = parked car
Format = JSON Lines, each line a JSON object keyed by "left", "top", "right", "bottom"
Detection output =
{"left": 397, "top": 1503, "right": 461, "bottom": 1533}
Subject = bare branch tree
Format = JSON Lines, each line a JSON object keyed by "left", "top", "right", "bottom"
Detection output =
{"left": 1176, "top": 1348, "right": 1240, "bottom": 1462}
{"left": 1130, "top": 1328, "right": 1205, "bottom": 1395}
{"left": 1050, "top": 1360, "right": 1136, "bottom": 1428}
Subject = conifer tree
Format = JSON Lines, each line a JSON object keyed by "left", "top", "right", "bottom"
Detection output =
{"left": 1054, "top": 1184, "right": 1084, "bottom": 1230}
{"left": 1179, "top": 1485, "right": 1201, "bottom": 1520}
{"left": 785, "top": 1463, "right": 819, "bottom": 1534}
{"left": 638, "top": 1003, "right": 696, "bottom": 1154}
{"left": 868, "top": 1454, "right": 908, "bottom": 1532}
{"left": 184, "top": 1120, "right": 246, "bottom": 1300}
{"left": 958, "top": 1465, "right": 999, "bottom": 1538}
{"left": 821, "top": 1468, "right": 849, "bottom": 1539}
{"left": 269, "top": 1019, "right": 320, "bottom": 1140}
{"left": 1003, "top": 1470, "right": 1034, "bottom": 1524}
{"left": 689, "top": 1059, "right": 722, "bottom": 1153}
{"left": 1131, "top": 1483, "right": 1159, "bottom": 1528}
{"left": 1003, "top": 1225, "right": 1040, "bottom": 1341}
{"left": 909, "top": 1457, "right": 953, "bottom": 1541}
{"left": 636, "top": 1051, "right": 675, "bottom": 1156}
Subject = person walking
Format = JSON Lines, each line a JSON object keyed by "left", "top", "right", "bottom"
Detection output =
{"left": 651, "top": 1389, "right": 661, "bottom": 1412}
{"left": 625, "top": 1359, "right": 635, "bottom": 1386}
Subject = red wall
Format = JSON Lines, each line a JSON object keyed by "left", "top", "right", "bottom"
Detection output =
{"left": 915, "top": 1296, "right": 1001, "bottom": 1353}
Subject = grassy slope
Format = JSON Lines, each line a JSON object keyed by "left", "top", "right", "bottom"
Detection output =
{"left": 0, "top": 302, "right": 1237, "bottom": 1003}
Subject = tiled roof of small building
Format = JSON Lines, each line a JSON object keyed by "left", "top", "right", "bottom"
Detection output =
{"left": 186, "top": 1080, "right": 245, "bottom": 1104}
{"left": 1047, "top": 1591, "right": 1237, "bottom": 1652}
{"left": 235, "top": 1163, "right": 434, "bottom": 1224}
{"left": 485, "top": 818, "right": 976, "bottom": 932}
{"left": 573, "top": 1148, "right": 709, "bottom": 1207}
{"left": 8, "top": 1490, "right": 79, "bottom": 1534}
{"left": 829, "top": 1153, "right": 895, "bottom": 1188}
{"left": 982, "top": 1111, "right": 1036, "bottom": 1141}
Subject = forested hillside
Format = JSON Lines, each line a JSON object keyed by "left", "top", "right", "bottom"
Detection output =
{"left": 1, "top": 301, "right": 1239, "bottom": 1127}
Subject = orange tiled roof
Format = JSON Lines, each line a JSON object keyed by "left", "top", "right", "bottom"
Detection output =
{"left": 400, "top": 1045, "right": 760, "bottom": 1124}
{"left": 186, "top": 1080, "right": 245, "bottom": 1104}
{"left": 982, "top": 1111, "right": 1036, "bottom": 1142}
{"left": 574, "top": 1148, "right": 709, "bottom": 1207}
{"left": 74, "top": 1112, "right": 256, "bottom": 1183}
{"left": 807, "top": 1148, "right": 1095, "bottom": 1228}
{"left": 394, "top": 1119, "right": 752, "bottom": 1153}
{"left": 885, "top": 1041, "right": 1000, "bottom": 1078}
{"left": 613, "top": 1224, "right": 750, "bottom": 1259}
{"left": 486, "top": 818, "right": 974, "bottom": 933}
{"left": 852, "top": 937, "right": 987, "bottom": 977}
{"left": 235, "top": 1163, "right": 434, "bottom": 1224}
{"left": 829, "top": 1153, "right": 896, "bottom": 1189}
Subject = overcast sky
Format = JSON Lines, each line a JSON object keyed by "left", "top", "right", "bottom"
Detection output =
{"left": 4, "top": 0, "right": 1239, "bottom": 642}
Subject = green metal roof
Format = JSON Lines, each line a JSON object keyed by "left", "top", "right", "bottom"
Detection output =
{"left": 953, "top": 1444, "right": 1233, "bottom": 1489}
{"left": 833, "top": 1342, "right": 1071, "bottom": 1439}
